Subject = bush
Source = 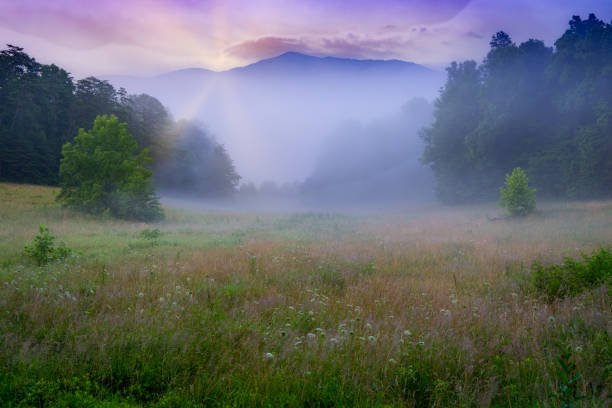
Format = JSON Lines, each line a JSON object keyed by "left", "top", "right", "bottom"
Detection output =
{"left": 58, "top": 114, "right": 163, "bottom": 221}
{"left": 24, "top": 225, "right": 72, "bottom": 265}
{"left": 498, "top": 167, "right": 536, "bottom": 216}
{"left": 532, "top": 248, "right": 612, "bottom": 300}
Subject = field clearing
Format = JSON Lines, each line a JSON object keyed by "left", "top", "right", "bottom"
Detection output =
{"left": 0, "top": 183, "right": 610, "bottom": 407}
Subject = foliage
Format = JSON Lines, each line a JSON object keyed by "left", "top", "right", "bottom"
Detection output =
{"left": 23, "top": 225, "right": 71, "bottom": 265}
{"left": 140, "top": 228, "right": 161, "bottom": 241}
{"left": 532, "top": 248, "right": 612, "bottom": 300}
{"left": 422, "top": 14, "right": 612, "bottom": 202}
{"left": 0, "top": 45, "right": 241, "bottom": 198}
{"left": 498, "top": 167, "right": 536, "bottom": 216}
{"left": 154, "top": 120, "right": 240, "bottom": 197}
{"left": 58, "top": 114, "right": 164, "bottom": 221}
{"left": 0, "top": 45, "right": 74, "bottom": 185}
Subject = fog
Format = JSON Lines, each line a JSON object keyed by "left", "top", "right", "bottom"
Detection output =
{"left": 106, "top": 52, "right": 444, "bottom": 209}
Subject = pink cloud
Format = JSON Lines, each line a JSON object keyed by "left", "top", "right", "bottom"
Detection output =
{"left": 226, "top": 34, "right": 413, "bottom": 61}
{"left": 226, "top": 37, "right": 315, "bottom": 60}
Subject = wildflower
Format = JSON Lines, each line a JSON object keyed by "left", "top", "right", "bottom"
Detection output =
{"left": 294, "top": 340, "right": 303, "bottom": 347}
{"left": 315, "top": 327, "right": 323, "bottom": 332}
{"left": 307, "top": 333, "right": 316, "bottom": 340}
{"left": 354, "top": 306, "right": 361, "bottom": 313}
{"left": 264, "top": 352, "right": 274, "bottom": 359}
{"left": 281, "top": 330, "right": 287, "bottom": 336}
{"left": 138, "top": 292, "right": 144, "bottom": 298}
{"left": 388, "top": 358, "right": 398, "bottom": 364}
{"left": 330, "top": 338, "right": 339, "bottom": 344}
{"left": 308, "top": 310, "right": 314, "bottom": 316}
{"left": 368, "top": 336, "right": 376, "bottom": 343}
{"left": 358, "top": 336, "right": 366, "bottom": 341}
{"left": 548, "top": 316, "right": 555, "bottom": 323}
{"left": 575, "top": 346, "right": 583, "bottom": 353}
{"left": 417, "top": 341, "right": 425, "bottom": 346}
{"left": 403, "top": 329, "right": 412, "bottom": 336}
{"left": 289, "top": 306, "right": 294, "bottom": 310}
{"left": 365, "top": 323, "right": 372, "bottom": 330}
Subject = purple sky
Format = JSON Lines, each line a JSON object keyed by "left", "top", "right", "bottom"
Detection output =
{"left": 1, "top": 0, "right": 611, "bottom": 76}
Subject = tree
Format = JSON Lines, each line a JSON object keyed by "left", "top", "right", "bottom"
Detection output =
{"left": 498, "top": 167, "right": 536, "bottom": 216}
{"left": 58, "top": 114, "right": 163, "bottom": 221}
{"left": 154, "top": 120, "right": 240, "bottom": 197}
{"left": 420, "top": 60, "right": 482, "bottom": 203}
{"left": 422, "top": 13, "right": 612, "bottom": 203}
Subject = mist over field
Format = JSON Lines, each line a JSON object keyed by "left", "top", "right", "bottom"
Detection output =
{"left": 105, "top": 52, "right": 444, "bottom": 206}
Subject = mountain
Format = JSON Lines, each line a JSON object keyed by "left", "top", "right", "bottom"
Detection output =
{"left": 226, "top": 51, "right": 431, "bottom": 77}
{"left": 104, "top": 52, "right": 444, "bottom": 183}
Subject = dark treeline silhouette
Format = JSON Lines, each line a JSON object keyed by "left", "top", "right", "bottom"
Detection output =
{"left": 0, "top": 45, "right": 239, "bottom": 196}
{"left": 422, "top": 14, "right": 612, "bottom": 203}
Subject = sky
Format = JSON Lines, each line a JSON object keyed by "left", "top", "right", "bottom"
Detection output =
{"left": 1, "top": 0, "right": 611, "bottom": 77}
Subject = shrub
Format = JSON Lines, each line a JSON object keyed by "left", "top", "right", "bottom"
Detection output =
{"left": 498, "top": 167, "right": 536, "bottom": 216}
{"left": 58, "top": 114, "right": 163, "bottom": 221}
{"left": 24, "top": 225, "right": 72, "bottom": 265}
{"left": 531, "top": 248, "right": 612, "bottom": 300}
{"left": 140, "top": 228, "right": 161, "bottom": 241}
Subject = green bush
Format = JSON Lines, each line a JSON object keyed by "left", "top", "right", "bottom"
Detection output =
{"left": 498, "top": 167, "right": 536, "bottom": 216}
{"left": 139, "top": 228, "right": 161, "bottom": 241}
{"left": 532, "top": 248, "right": 612, "bottom": 300}
{"left": 58, "top": 114, "right": 163, "bottom": 222}
{"left": 24, "top": 225, "right": 72, "bottom": 265}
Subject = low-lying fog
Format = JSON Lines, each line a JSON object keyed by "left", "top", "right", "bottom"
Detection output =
{"left": 106, "top": 52, "right": 445, "bottom": 210}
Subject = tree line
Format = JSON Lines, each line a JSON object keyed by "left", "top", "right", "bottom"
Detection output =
{"left": 422, "top": 13, "right": 612, "bottom": 203}
{"left": 0, "top": 45, "right": 239, "bottom": 195}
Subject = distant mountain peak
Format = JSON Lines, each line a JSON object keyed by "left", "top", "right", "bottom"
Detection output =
{"left": 227, "top": 51, "right": 431, "bottom": 76}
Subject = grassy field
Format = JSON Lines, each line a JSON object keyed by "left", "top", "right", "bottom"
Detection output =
{"left": 0, "top": 182, "right": 610, "bottom": 407}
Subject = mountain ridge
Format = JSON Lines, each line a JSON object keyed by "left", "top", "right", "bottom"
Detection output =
{"left": 104, "top": 51, "right": 435, "bottom": 80}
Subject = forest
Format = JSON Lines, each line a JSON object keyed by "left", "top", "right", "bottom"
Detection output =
{"left": 422, "top": 14, "right": 612, "bottom": 202}
{"left": 0, "top": 45, "right": 239, "bottom": 196}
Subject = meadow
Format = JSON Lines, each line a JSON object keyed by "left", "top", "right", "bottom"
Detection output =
{"left": 0, "top": 182, "right": 610, "bottom": 407}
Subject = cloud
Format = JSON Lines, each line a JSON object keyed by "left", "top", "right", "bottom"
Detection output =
{"left": 226, "top": 34, "right": 411, "bottom": 62}
{"left": 465, "top": 31, "right": 483, "bottom": 39}
{"left": 320, "top": 35, "right": 409, "bottom": 59}
{"left": 225, "top": 37, "right": 316, "bottom": 60}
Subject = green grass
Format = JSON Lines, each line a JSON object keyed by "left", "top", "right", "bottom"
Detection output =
{"left": 0, "top": 182, "right": 610, "bottom": 407}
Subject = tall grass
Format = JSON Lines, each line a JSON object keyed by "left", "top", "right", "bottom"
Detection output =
{"left": 0, "top": 183, "right": 610, "bottom": 406}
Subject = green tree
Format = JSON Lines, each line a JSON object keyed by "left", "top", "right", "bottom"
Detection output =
{"left": 58, "top": 114, "right": 163, "bottom": 221}
{"left": 420, "top": 60, "right": 482, "bottom": 203}
{"left": 498, "top": 167, "right": 536, "bottom": 216}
